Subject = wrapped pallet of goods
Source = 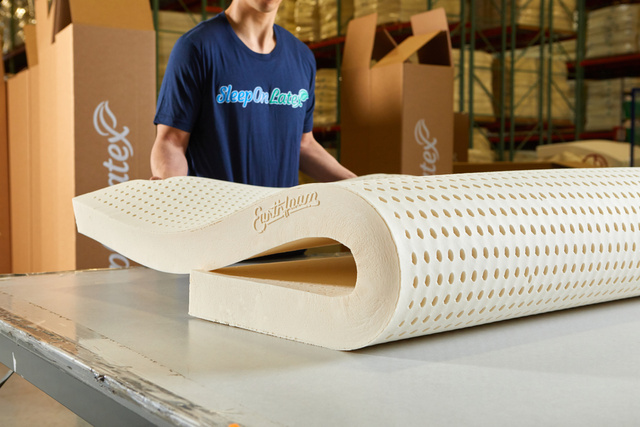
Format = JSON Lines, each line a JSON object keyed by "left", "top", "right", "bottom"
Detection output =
{"left": 551, "top": 38, "right": 577, "bottom": 61}
{"left": 353, "top": 0, "right": 376, "bottom": 19}
{"left": 475, "top": 0, "right": 575, "bottom": 32}
{"left": 438, "top": 0, "right": 463, "bottom": 21}
{"left": 586, "top": 3, "right": 640, "bottom": 59}
{"left": 276, "top": 0, "right": 297, "bottom": 33}
{"left": 378, "top": 0, "right": 427, "bottom": 24}
{"left": 313, "top": 68, "right": 338, "bottom": 127}
{"left": 294, "top": 0, "right": 319, "bottom": 42}
{"left": 452, "top": 48, "right": 495, "bottom": 119}
{"left": 585, "top": 77, "right": 640, "bottom": 133}
{"left": 492, "top": 50, "right": 573, "bottom": 123}
{"left": 318, "top": 0, "right": 354, "bottom": 40}
{"left": 354, "top": 0, "right": 461, "bottom": 25}
{"left": 354, "top": 0, "right": 427, "bottom": 24}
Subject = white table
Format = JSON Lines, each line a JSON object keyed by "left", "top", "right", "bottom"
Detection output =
{"left": 0, "top": 267, "right": 639, "bottom": 426}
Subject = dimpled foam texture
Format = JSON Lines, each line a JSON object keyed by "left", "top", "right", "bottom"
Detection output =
{"left": 73, "top": 168, "right": 640, "bottom": 350}
{"left": 335, "top": 168, "right": 640, "bottom": 346}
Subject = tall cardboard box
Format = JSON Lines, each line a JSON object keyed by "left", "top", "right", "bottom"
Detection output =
{"left": 7, "top": 67, "right": 30, "bottom": 274}
{"left": 341, "top": 8, "right": 454, "bottom": 176}
{"left": 0, "top": 56, "right": 10, "bottom": 274}
{"left": 30, "top": 0, "right": 156, "bottom": 272}
{"left": 7, "top": 70, "right": 32, "bottom": 273}
{"left": 7, "top": 24, "right": 40, "bottom": 274}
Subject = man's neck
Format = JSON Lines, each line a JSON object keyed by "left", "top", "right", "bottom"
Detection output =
{"left": 225, "top": 2, "right": 278, "bottom": 54}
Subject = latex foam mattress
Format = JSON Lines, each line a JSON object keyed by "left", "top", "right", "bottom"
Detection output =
{"left": 73, "top": 168, "right": 640, "bottom": 350}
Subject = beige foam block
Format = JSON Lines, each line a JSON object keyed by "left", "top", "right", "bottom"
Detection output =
{"left": 73, "top": 169, "right": 640, "bottom": 350}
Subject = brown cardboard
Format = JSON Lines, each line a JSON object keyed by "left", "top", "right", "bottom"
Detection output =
{"left": 341, "top": 8, "right": 454, "bottom": 176}
{"left": 24, "top": 25, "right": 38, "bottom": 67}
{"left": 0, "top": 56, "right": 10, "bottom": 274}
{"left": 7, "top": 22, "right": 41, "bottom": 273}
{"left": 7, "top": 71, "right": 31, "bottom": 273}
{"left": 34, "top": 0, "right": 59, "bottom": 272}
{"left": 20, "top": 0, "right": 156, "bottom": 272}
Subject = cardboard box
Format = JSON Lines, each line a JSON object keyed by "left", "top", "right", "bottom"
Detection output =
{"left": 7, "top": 24, "right": 39, "bottom": 274}
{"left": 340, "top": 8, "right": 454, "bottom": 176}
{"left": 9, "top": 0, "right": 156, "bottom": 272}
{"left": 0, "top": 55, "right": 10, "bottom": 274}
{"left": 7, "top": 70, "right": 30, "bottom": 273}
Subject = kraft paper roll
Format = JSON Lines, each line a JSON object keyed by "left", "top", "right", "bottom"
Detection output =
{"left": 73, "top": 168, "right": 640, "bottom": 350}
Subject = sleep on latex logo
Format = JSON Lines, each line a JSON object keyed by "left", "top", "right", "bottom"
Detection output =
{"left": 216, "top": 84, "right": 309, "bottom": 109}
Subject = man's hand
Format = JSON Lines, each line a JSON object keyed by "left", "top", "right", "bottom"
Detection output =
{"left": 150, "top": 124, "right": 191, "bottom": 179}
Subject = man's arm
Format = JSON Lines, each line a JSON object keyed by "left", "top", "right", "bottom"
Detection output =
{"left": 299, "top": 131, "right": 357, "bottom": 182}
{"left": 150, "top": 124, "right": 190, "bottom": 179}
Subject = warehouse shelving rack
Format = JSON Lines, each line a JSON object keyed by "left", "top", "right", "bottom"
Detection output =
{"left": 462, "top": 0, "right": 578, "bottom": 160}
{"left": 310, "top": 0, "right": 580, "bottom": 161}
{"left": 572, "top": 0, "right": 640, "bottom": 143}
{"left": 0, "top": 0, "right": 587, "bottom": 162}
{"left": 149, "top": 1, "right": 631, "bottom": 161}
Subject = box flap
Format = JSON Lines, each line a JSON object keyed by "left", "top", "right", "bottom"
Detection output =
{"left": 373, "top": 32, "right": 440, "bottom": 68}
{"left": 343, "top": 13, "right": 398, "bottom": 70}
{"left": 342, "top": 13, "right": 377, "bottom": 70}
{"left": 23, "top": 24, "right": 38, "bottom": 67}
{"left": 54, "top": 0, "right": 71, "bottom": 34}
{"left": 35, "top": 0, "right": 57, "bottom": 48}
{"left": 372, "top": 29, "right": 397, "bottom": 62}
{"left": 410, "top": 8, "right": 452, "bottom": 66}
{"left": 62, "top": 0, "right": 153, "bottom": 32}
{"left": 416, "top": 32, "right": 452, "bottom": 66}
{"left": 411, "top": 7, "right": 449, "bottom": 36}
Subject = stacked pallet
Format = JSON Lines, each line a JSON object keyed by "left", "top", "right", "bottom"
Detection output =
{"left": 318, "top": 0, "right": 354, "bottom": 40}
{"left": 475, "top": 0, "right": 575, "bottom": 32}
{"left": 586, "top": 3, "right": 640, "bottom": 58}
{"left": 452, "top": 49, "right": 495, "bottom": 118}
{"left": 437, "top": 0, "right": 463, "bottom": 21}
{"left": 354, "top": 0, "right": 460, "bottom": 25}
{"left": 376, "top": 0, "right": 428, "bottom": 24}
{"left": 313, "top": 68, "right": 338, "bottom": 127}
{"left": 294, "top": 0, "right": 319, "bottom": 42}
{"left": 492, "top": 49, "right": 573, "bottom": 122}
{"left": 275, "top": 0, "right": 297, "bottom": 33}
{"left": 585, "top": 78, "right": 640, "bottom": 132}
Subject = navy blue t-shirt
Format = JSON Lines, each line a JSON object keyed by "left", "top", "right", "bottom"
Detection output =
{"left": 154, "top": 13, "right": 316, "bottom": 187}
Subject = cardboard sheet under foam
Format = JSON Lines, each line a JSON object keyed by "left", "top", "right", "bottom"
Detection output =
{"left": 73, "top": 168, "right": 640, "bottom": 350}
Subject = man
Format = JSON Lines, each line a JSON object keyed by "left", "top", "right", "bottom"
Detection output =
{"left": 151, "top": 0, "right": 356, "bottom": 185}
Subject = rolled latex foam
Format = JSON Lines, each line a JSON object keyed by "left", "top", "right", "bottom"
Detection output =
{"left": 73, "top": 168, "right": 640, "bottom": 350}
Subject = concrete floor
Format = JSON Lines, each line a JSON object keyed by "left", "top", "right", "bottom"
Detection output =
{"left": 0, "top": 365, "right": 90, "bottom": 426}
